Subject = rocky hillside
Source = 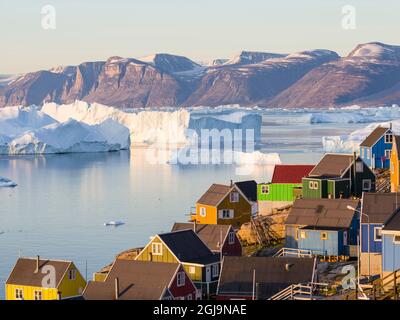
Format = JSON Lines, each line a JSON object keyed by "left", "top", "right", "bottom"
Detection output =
{"left": 2, "top": 42, "right": 400, "bottom": 108}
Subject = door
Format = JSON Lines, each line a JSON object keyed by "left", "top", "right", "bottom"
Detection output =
{"left": 206, "top": 266, "right": 211, "bottom": 282}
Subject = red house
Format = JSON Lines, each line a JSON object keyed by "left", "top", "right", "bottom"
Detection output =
{"left": 83, "top": 259, "right": 198, "bottom": 300}
{"left": 172, "top": 223, "right": 242, "bottom": 256}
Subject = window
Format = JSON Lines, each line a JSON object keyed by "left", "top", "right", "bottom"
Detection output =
{"left": 228, "top": 232, "right": 235, "bottom": 245}
{"left": 261, "top": 185, "right": 269, "bottom": 195}
{"left": 152, "top": 243, "right": 163, "bottom": 255}
{"left": 374, "top": 227, "right": 382, "bottom": 242}
{"left": 300, "top": 231, "right": 307, "bottom": 239}
{"left": 34, "top": 290, "right": 42, "bottom": 300}
{"left": 212, "top": 264, "right": 219, "bottom": 277}
{"left": 188, "top": 266, "right": 196, "bottom": 274}
{"left": 385, "top": 133, "right": 393, "bottom": 144}
{"left": 356, "top": 161, "right": 364, "bottom": 173}
{"left": 321, "top": 232, "right": 328, "bottom": 240}
{"left": 15, "top": 288, "right": 23, "bottom": 300}
{"left": 343, "top": 231, "right": 348, "bottom": 245}
{"left": 68, "top": 268, "right": 76, "bottom": 280}
{"left": 187, "top": 294, "right": 193, "bottom": 300}
{"left": 219, "top": 209, "right": 234, "bottom": 219}
{"left": 200, "top": 207, "right": 206, "bottom": 217}
{"left": 309, "top": 181, "right": 318, "bottom": 190}
{"left": 177, "top": 271, "right": 185, "bottom": 287}
{"left": 385, "top": 150, "right": 392, "bottom": 159}
{"left": 394, "top": 236, "right": 400, "bottom": 244}
{"left": 362, "top": 179, "right": 372, "bottom": 191}
{"left": 230, "top": 192, "right": 239, "bottom": 203}
{"left": 367, "top": 149, "right": 371, "bottom": 160}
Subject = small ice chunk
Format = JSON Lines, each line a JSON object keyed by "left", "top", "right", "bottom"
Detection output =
{"left": 104, "top": 220, "right": 125, "bottom": 227}
{"left": 0, "top": 176, "right": 17, "bottom": 188}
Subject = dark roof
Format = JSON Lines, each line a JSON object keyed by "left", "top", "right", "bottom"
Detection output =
{"left": 286, "top": 199, "right": 360, "bottom": 229}
{"left": 234, "top": 181, "right": 257, "bottom": 202}
{"left": 6, "top": 257, "right": 71, "bottom": 287}
{"left": 197, "top": 184, "right": 231, "bottom": 206}
{"left": 394, "top": 136, "right": 400, "bottom": 160}
{"left": 217, "top": 256, "right": 315, "bottom": 299}
{"left": 360, "top": 127, "right": 390, "bottom": 148}
{"left": 83, "top": 260, "right": 179, "bottom": 300}
{"left": 171, "top": 223, "right": 232, "bottom": 251}
{"left": 383, "top": 208, "right": 400, "bottom": 232}
{"left": 362, "top": 193, "right": 400, "bottom": 224}
{"left": 158, "top": 229, "right": 220, "bottom": 265}
{"left": 308, "top": 154, "right": 355, "bottom": 178}
{"left": 271, "top": 165, "right": 315, "bottom": 184}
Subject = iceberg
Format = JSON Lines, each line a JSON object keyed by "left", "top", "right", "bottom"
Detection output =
{"left": 0, "top": 176, "right": 17, "bottom": 188}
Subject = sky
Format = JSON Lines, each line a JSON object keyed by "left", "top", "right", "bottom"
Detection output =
{"left": 0, "top": 0, "right": 399, "bottom": 74}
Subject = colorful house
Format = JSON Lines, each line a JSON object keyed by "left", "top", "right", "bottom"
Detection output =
{"left": 390, "top": 135, "right": 400, "bottom": 192}
{"left": 216, "top": 256, "right": 316, "bottom": 300}
{"left": 381, "top": 207, "right": 400, "bottom": 277}
{"left": 360, "top": 126, "right": 393, "bottom": 169}
{"left": 258, "top": 165, "right": 314, "bottom": 215}
{"left": 302, "top": 153, "right": 376, "bottom": 199}
{"left": 135, "top": 229, "right": 221, "bottom": 296}
{"left": 360, "top": 193, "right": 400, "bottom": 277}
{"left": 191, "top": 183, "right": 254, "bottom": 227}
{"left": 285, "top": 199, "right": 360, "bottom": 257}
{"left": 5, "top": 256, "right": 86, "bottom": 300}
{"left": 172, "top": 223, "right": 242, "bottom": 256}
{"left": 83, "top": 260, "right": 198, "bottom": 300}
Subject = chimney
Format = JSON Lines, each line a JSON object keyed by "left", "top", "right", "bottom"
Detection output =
{"left": 390, "top": 122, "right": 393, "bottom": 130}
{"left": 230, "top": 180, "right": 233, "bottom": 187}
{"left": 35, "top": 255, "right": 40, "bottom": 273}
{"left": 115, "top": 278, "right": 120, "bottom": 300}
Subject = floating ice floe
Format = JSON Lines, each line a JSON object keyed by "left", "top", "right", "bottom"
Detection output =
{"left": 0, "top": 176, "right": 17, "bottom": 188}
{"left": 104, "top": 221, "right": 125, "bottom": 227}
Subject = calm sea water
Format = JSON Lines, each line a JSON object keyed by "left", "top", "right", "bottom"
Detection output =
{"left": 0, "top": 115, "right": 365, "bottom": 299}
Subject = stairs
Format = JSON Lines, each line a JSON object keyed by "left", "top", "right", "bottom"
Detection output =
{"left": 250, "top": 216, "right": 281, "bottom": 246}
{"left": 269, "top": 282, "right": 328, "bottom": 300}
{"left": 375, "top": 169, "right": 390, "bottom": 193}
{"left": 273, "top": 247, "right": 313, "bottom": 258}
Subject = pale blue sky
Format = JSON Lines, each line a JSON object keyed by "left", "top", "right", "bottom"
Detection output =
{"left": 1, "top": 0, "right": 399, "bottom": 74}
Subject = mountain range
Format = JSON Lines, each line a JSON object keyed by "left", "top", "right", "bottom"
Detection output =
{"left": 1, "top": 42, "right": 400, "bottom": 109}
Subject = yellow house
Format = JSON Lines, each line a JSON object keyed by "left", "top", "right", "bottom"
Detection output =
{"left": 191, "top": 183, "right": 254, "bottom": 227}
{"left": 5, "top": 256, "right": 87, "bottom": 300}
{"left": 136, "top": 229, "right": 221, "bottom": 296}
{"left": 391, "top": 135, "right": 400, "bottom": 192}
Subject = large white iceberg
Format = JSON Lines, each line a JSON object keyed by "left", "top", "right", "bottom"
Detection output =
{"left": 0, "top": 176, "right": 17, "bottom": 187}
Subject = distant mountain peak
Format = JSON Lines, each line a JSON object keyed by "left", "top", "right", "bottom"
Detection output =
{"left": 225, "top": 51, "right": 286, "bottom": 65}
{"left": 348, "top": 42, "right": 400, "bottom": 61}
{"left": 138, "top": 53, "right": 200, "bottom": 73}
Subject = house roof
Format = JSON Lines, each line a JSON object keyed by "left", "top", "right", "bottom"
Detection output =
{"left": 197, "top": 184, "right": 232, "bottom": 206}
{"left": 271, "top": 165, "right": 315, "bottom": 184}
{"left": 362, "top": 193, "right": 400, "bottom": 224}
{"left": 285, "top": 199, "right": 360, "bottom": 229}
{"left": 383, "top": 210, "right": 400, "bottom": 231}
{"left": 217, "top": 256, "right": 315, "bottom": 299}
{"left": 171, "top": 223, "right": 232, "bottom": 251}
{"left": 360, "top": 127, "right": 390, "bottom": 148}
{"left": 308, "top": 154, "right": 355, "bottom": 178}
{"left": 6, "top": 257, "right": 72, "bottom": 288}
{"left": 158, "top": 229, "right": 220, "bottom": 265}
{"left": 83, "top": 260, "right": 179, "bottom": 300}
{"left": 234, "top": 180, "right": 257, "bottom": 202}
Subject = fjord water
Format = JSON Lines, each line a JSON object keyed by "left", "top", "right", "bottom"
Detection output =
{"left": 0, "top": 114, "right": 364, "bottom": 299}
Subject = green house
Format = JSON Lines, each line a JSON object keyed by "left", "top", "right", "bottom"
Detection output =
{"left": 302, "top": 154, "right": 376, "bottom": 199}
{"left": 258, "top": 165, "right": 314, "bottom": 215}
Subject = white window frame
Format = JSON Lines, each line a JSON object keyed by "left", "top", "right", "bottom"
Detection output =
{"left": 385, "top": 133, "right": 393, "bottom": 144}
{"left": 309, "top": 181, "right": 318, "bottom": 190}
{"left": 68, "top": 268, "right": 76, "bottom": 281}
{"left": 374, "top": 227, "right": 383, "bottom": 242}
{"left": 321, "top": 232, "right": 328, "bottom": 240}
{"left": 228, "top": 232, "right": 235, "bottom": 245}
{"left": 15, "top": 288, "right": 23, "bottom": 300}
{"left": 177, "top": 271, "right": 185, "bottom": 287}
{"left": 261, "top": 185, "right": 269, "bottom": 195}
{"left": 34, "top": 290, "right": 42, "bottom": 300}
{"left": 188, "top": 266, "right": 196, "bottom": 274}
{"left": 219, "top": 209, "right": 234, "bottom": 219}
{"left": 230, "top": 192, "right": 239, "bottom": 203}
{"left": 362, "top": 179, "right": 372, "bottom": 191}
{"left": 385, "top": 150, "right": 392, "bottom": 159}
{"left": 343, "top": 231, "right": 348, "bottom": 245}
{"left": 356, "top": 161, "right": 364, "bottom": 173}
{"left": 152, "top": 242, "right": 163, "bottom": 256}
{"left": 211, "top": 264, "right": 219, "bottom": 277}
{"left": 367, "top": 149, "right": 371, "bottom": 160}
{"left": 300, "top": 231, "right": 307, "bottom": 239}
{"left": 187, "top": 294, "right": 193, "bottom": 300}
{"left": 393, "top": 235, "right": 400, "bottom": 244}
{"left": 199, "top": 207, "right": 206, "bottom": 217}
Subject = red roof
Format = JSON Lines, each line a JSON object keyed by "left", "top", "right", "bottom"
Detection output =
{"left": 271, "top": 165, "right": 315, "bottom": 184}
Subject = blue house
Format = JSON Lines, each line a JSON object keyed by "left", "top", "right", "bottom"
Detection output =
{"left": 360, "top": 126, "right": 393, "bottom": 169}
{"left": 381, "top": 207, "right": 400, "bottom": 277}
{"left": 285, "top": 198, "right": 360, "bottom": 258}
{"left": 360, "top": 193, "right": 400, "bottom": 277}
